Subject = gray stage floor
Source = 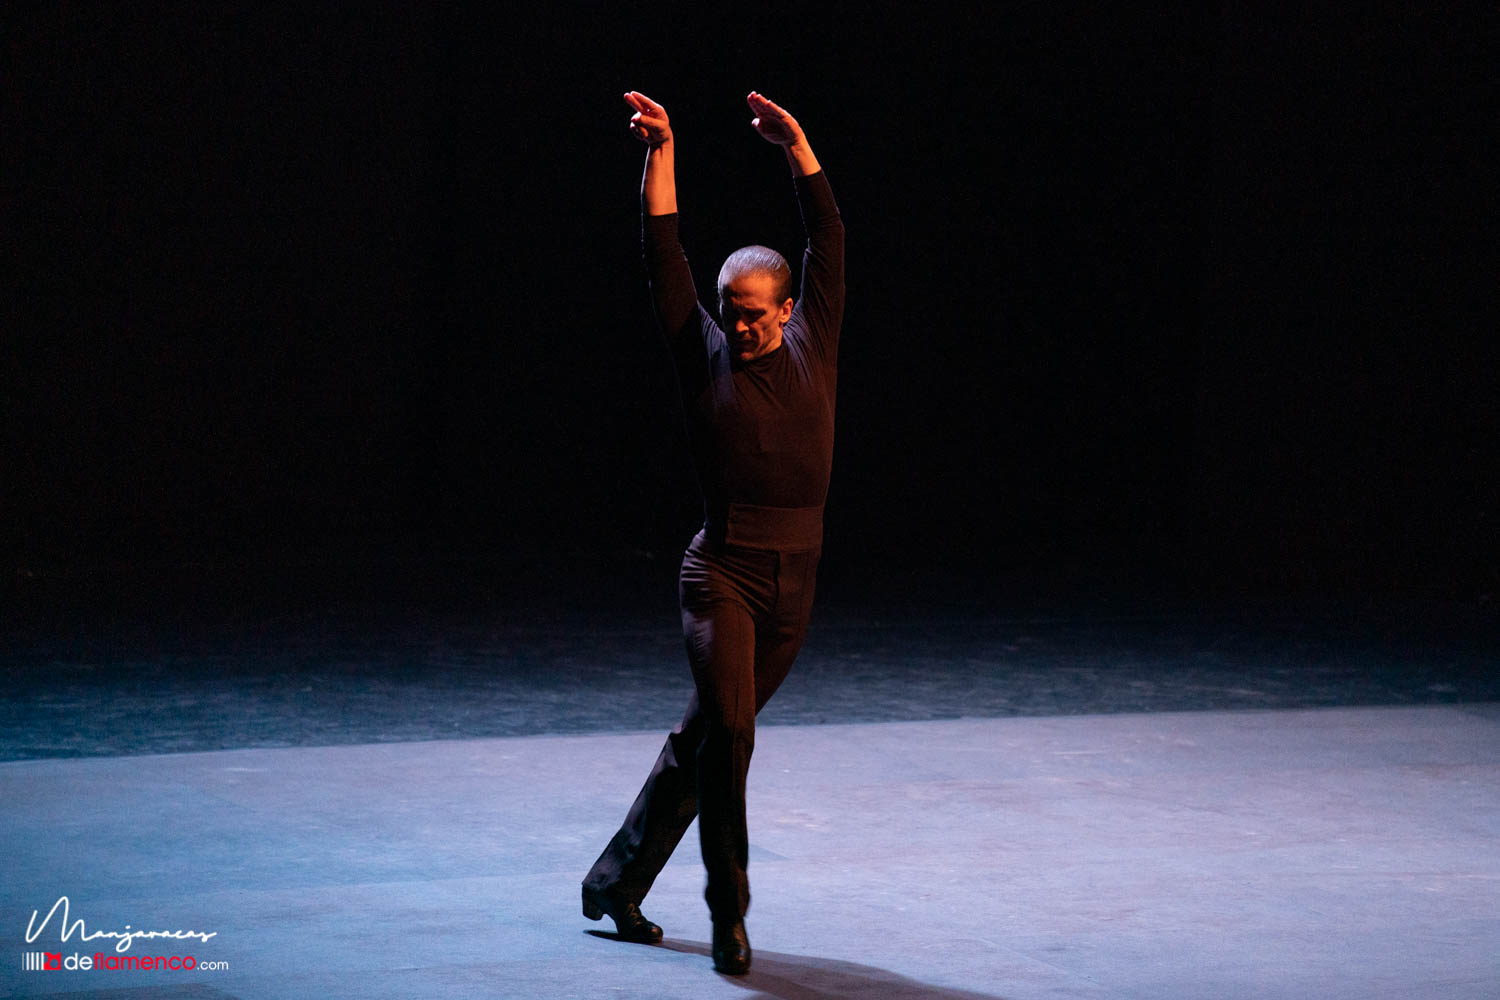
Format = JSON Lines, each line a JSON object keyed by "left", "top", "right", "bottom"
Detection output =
{"left": 4, "top": 704, "right": 1499, "bottom": 999}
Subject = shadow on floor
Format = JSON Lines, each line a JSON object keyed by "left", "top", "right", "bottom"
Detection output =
{"left": 648, "top": 939, "right": 1012, "bottom": 1000}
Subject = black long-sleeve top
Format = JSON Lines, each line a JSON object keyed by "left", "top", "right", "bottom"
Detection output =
{"left": 643, "top": 170, "right": 845, "bottom": 534}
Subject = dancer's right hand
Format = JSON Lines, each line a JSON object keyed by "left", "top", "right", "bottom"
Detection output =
{"left": 624, "top": 91, "right": 672, "bottom": 147}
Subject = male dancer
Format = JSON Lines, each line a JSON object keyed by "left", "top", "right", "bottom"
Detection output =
{"left": 581, "top": 90, "right": 844, "bottom": 976}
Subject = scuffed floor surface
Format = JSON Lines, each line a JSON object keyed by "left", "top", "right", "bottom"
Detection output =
{"left": 4, "top": 558, "right": 1496, "bottom": 760}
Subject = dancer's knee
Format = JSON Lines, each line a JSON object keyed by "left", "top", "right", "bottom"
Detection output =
{"left": 699, "top": 714, "right": 754, "bottom": 758}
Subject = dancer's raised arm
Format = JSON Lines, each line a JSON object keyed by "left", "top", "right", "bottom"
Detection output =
{"left": 625, "top": 91, "right": 701, "bottom": 353}
{"left": 624, "top": 91, "right": 676, "bottom": 215}
{"left": 745, "top": 92, "right": 842, "bottom": 358}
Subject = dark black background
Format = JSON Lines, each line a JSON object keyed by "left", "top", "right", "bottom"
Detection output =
{"left": 6, "top": 4, "right": 1495, "bottom": 603}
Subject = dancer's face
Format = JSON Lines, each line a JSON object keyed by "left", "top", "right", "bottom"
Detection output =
{"left": 719, "top": 273, "right": 793, "bottom": 362}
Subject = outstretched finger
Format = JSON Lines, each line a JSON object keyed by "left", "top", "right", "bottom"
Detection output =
{"left": 632, "top": 91, "right": 666, "bottom": 116}
{"left": 747, "top": 91, "right": 786, "bottom": 117}
{"left": 625, "top": 92, "right": 664, "bottom": 121}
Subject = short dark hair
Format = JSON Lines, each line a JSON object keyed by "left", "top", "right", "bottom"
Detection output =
{"left": 717, "top": 245, "right": 792, "bottom": 306}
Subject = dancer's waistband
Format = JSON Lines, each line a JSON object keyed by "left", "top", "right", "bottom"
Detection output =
{"left": 704, "top": 503, "right": 823, "bottom": 552}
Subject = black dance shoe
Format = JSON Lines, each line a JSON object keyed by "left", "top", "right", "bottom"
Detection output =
{"left": 711, "top": 919, "right": 751, "bottom": 975}
{"left": 582, "top": 886, "right": 663, "bottom": 943}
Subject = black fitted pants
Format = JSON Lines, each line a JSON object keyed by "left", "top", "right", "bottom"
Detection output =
{"left": 583, "top": 527, "right": 820, "bottom": 924}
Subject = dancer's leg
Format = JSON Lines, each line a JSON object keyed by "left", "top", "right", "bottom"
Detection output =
{"left": 581, "top": 691, "right": 706, "bottom": 905}
{"left": 682, "top": 594, "right": 759, "bottom": 923}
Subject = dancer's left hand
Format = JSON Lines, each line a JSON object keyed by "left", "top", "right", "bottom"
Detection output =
{"left": 747, "top": 92, "right": 805, "bottom": 148}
